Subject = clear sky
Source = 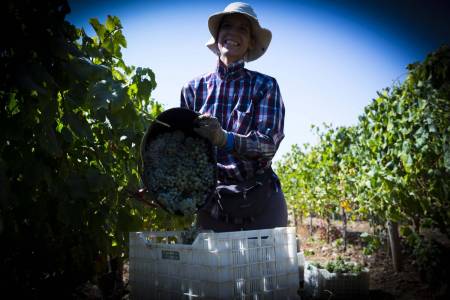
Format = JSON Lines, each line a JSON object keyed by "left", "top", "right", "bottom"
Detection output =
{"left": 67, "top": 0, "right": 450, "bottom": 162}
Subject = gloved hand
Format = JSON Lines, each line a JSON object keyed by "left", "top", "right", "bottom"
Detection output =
{"left": 194, "top": 114, "right": 228, "bottom": 147}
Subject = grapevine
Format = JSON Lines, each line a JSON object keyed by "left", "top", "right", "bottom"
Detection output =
{"left": 2, "top": 1, "right": 163, "bottom": 296}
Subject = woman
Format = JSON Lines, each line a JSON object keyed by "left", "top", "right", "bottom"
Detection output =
{"left": 180, "top": 2, "right": 287, "bottom": 232}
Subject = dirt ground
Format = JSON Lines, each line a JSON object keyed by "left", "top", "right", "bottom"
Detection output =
{"left": 296, "top": 218, "right": 447, "bottom": 300}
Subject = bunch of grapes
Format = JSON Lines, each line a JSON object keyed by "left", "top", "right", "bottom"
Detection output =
{"left": 142, "top": 130, "right": 215, "bottom": 215}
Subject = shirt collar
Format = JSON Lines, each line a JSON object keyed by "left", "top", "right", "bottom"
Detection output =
{"left": 216, "top": 59, "right": 245, "bottom": 80}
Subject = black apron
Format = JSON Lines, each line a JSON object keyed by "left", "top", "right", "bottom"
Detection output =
{"left": 197, "top": 168, "right": 288, "bottom": 231}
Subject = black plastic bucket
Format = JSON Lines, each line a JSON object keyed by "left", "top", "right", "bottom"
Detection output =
{"left": 140, "top": 107, "right": 217, "bottom": 215}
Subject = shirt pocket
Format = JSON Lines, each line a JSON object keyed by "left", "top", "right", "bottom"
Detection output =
{"left": 228, "top": 92, "right": 254, "bottom": 132}
{"left": 230, "top": 109, "right": 253, "bottom": 133}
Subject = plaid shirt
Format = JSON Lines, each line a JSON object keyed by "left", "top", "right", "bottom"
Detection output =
{"left": 180, "top": 59, "right": 285, "bottom": 182}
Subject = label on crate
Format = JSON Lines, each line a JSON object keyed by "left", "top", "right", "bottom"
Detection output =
{"left": 161, "top": 250, "right": 180, "bottom": 260}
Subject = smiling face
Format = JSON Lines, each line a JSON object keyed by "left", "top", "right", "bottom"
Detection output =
{"left": 217, "top": 14, "right": 254, "bottom": 65}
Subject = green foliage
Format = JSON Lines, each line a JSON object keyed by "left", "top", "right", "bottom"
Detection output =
{"left": 276, "top": 45, "right": 450, "bottom": 236}
{"left": 0, "top": 0, "right": 175, "bottom": 297}
{"left": 303, "top": 249, "right": 316, "bottom": 256}
{"left": 309, "top": 256, "right": 364, "bottom": 274}
{"left": 354, "top": 45, "right": 450, "bottom": 228}
{"left": 360, "top": 232, "right": 382, "bottom": 255}
{"left": 333, "top": 237, "right": 344, "bottom": 248}
{"left": 401, "top": 227, "right": 449, "bottom": 286}
{"left": 277, "top": 45, "right": 449, "bottom": 288}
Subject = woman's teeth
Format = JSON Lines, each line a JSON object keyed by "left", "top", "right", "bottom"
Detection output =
{"left": 225, "top": 40, "right": 239, "bottom": 47}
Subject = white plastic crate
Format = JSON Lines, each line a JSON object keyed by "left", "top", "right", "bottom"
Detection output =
{"left": 297, "top": 251, "right": 305, "bottom": 283}
{"left": 129, "top": 227, "right": 300, "bottom": 299}
{"left": 304, "top": 261, "right": 369, "bottom": 299}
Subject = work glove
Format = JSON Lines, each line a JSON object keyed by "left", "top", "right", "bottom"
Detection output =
{"left": 194, "top": 114, "right": 228, "bottom": 147}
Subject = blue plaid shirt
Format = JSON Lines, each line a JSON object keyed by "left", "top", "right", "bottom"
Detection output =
{"left": 180, "top": 59, "right": 285, "bottom": 182}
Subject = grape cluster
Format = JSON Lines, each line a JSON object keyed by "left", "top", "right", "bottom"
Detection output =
{"left": 180, "top": 225, "right": 202, "bottom": 244}
{"left": 143, "top": 130, "right": 215, "bottom": 215}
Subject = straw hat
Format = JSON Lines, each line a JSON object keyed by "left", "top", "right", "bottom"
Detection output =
{"left": 206, "top": 2, "right": 272, "bottom": 62}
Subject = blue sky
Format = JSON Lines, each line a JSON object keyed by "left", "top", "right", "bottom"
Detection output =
{"left": 68, "top": 0, "right": 450, "bottom": 162}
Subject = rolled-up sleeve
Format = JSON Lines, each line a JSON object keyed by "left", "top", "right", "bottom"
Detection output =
{"left": 231, "top": 79, "right": 285, "bottom": 162}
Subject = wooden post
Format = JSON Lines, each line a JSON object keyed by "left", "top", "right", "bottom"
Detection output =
{"left": 326, "top": 217, "right": 331, "bottom": 244}
{"left": 293, "top": 210, "right": 298, "bottom": 230}
{"left": 309, "top": 211, "right": 313, "bottom": 236}
{"left": 412, "top": 215, "right": 420, "bottom": 234}
{"left": 294, "top": 211, "right": 301, "bottom": 252}
{"left": 341, "top": 206, "right": 347, "bottom": 252}
{"left": 387, "top": 220, "right": 402, "bottom": 272}
{"left": 299, "top": 211, "right": 303, "bottom": 228}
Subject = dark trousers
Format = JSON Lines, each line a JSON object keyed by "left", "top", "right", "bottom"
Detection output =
{"left": 197, "top": 175, "right": 288, "bottom": 232}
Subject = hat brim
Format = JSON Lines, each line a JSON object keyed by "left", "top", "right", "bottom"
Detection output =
{"left": 206, "top": 12, "right": 272, "bottom": 62}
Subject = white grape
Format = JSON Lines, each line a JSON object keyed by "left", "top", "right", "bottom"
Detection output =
{"left": 143, "top": 130, "right": 215, "bottom": 215}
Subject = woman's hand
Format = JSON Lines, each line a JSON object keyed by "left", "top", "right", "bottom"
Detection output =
{"left": 194, "top": 114, "right": 228, "bottom": 147}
